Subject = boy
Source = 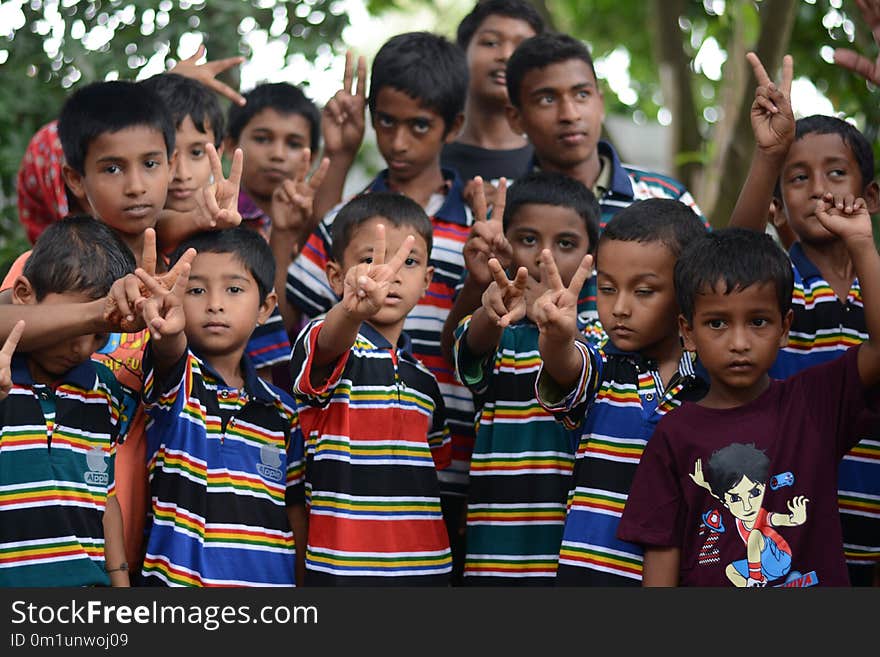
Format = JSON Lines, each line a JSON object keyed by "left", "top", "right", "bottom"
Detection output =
{"left": 285, "top": 31, "right": 476, "bottom": 581}
{"left": 441, "top": 0, "right": 544, "bottom": 183}
{"left": 290, "top": 193, "right": 452, "bottom": 585}
{"left": 730, "top": 53, "right": 880, "bottom": 585}
{"left": 534, "top": 199, "right": 708, "bottom": 585}
{"left": 133, "top": 227, "right": 306, "bottom": 586}
{"left": 0, "top": 215, "right": 136, "bottom": 587}
{"left": 505, "top": 32, "right": 705, "bottom": 229}
{"left": 618, "top": 217, "right": 880, "bottom": 587}
{"left": 452, "top": 171, "right": 598, "bottom": 584}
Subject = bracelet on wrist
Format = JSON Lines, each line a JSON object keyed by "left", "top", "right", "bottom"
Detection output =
{"left": 105, "top": 562, "right": 128, "bottom": 574}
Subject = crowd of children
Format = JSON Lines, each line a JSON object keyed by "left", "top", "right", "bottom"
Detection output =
{"left": 1, "top": 0, "right": 879, "bottom": 588}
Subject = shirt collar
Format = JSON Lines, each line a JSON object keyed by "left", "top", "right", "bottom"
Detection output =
{"left": 788, "top": 241, "right": 822, "bottom": 280}
{"left": 602, "top": 341, "right": 697, "bottom": 378}
{"left": 191, "top": 350, "right": 277, "bottom": 404}
{"left": 11, "top": 352, "right": 97, "bottom": 389}
{"left": 367, "top": 168, "right": 470, "bottom": 226}
{"left": 358, "top": 321, "right": 415, "bottom": 357}
{"left": 237, "top": 188, "right": 266, "bottom": 222}
{"left": 527, "top": 140, "right": 634, "bottom": 199}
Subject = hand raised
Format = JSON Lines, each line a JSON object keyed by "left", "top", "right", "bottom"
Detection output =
{"left": 193, "top": 143, "right": 243, "bottom": 229}
{"left": 271, "top": 150, "right": 331, "bottom": 233}
{"left": 531, "top": 249, "right": 593, "bottom": 345}
{"left": 463, "top": 176, "right": 512, "bottom": 287}
{"left": 322, "top": 50, "right": 367, "bottom": 159}
{"left": 0, "top": 319, "right": 24, "bottom": 401}
{"left": 168, "top": 43, "right": 246, "bottom": 106}
{"left": 482, "top": 259, "right": 528, "bottom": 328}
{"left": 134, "top": 262, "right": 191, "bottom": 341}
{"left": 342, "top": 224, "right": 415, "bottom": 321}
{"left": 814, "top": 192, "right": 873, "bottom": 244}
{"left": 833, "top": 0, "right": 880, "bottom": 85}
{"left": 747, "top": 52, "right": 795, "bottom": 157}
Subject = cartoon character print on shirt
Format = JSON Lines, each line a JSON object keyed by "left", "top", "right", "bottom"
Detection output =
{"left": 690, "top": 443, "right": 818, "bottom": 588}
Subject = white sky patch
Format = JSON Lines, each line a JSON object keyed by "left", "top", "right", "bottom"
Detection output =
{"left": 694, "top": 36, "right": 725, "bottom": 81}
{"left": 791, "top": 76, "right": 836, "bottom": 117}
{"left": 594, "top": 47, "right": 638, "bottom": 106}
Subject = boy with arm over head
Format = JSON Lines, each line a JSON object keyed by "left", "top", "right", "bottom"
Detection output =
{"left": 619, "top": 214, "right": 880, "bottom": 587}
{"left": 290, "top": 193, "right": 452, "bottom": 585}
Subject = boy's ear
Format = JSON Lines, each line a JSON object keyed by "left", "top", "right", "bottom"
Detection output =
{"left": 678, "top": 314, "right": 696, "bottom": 352}
{"left": 779, "top": 309, "right": 794, "bottom": 348}
{"left": 422, "top": 265, "right": 434, "bottom": 297}
{"left": 11, "top": 276, "right": 36, "bottom": 306}
{"left": 62, "top": 164, "right": 87, "bottom": 205}
{"left": 325, "top": 260, "right": 345, "bottom": 298}
{"left": 863, "top": 180, "right": 880, "bottom": 215}
{"left": 257, "top": 290, "right": 278, "bottom": 327}
{"left": 444, "top": 114, "right": 464, "bottom": 144}
{"left": 505, "top": 104, "right": 524, "bottom": 136}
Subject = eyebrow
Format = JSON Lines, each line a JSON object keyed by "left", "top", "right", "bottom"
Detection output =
{"left": 250, "top": 126, "right": 308, "bottom": 139}
{"left": 529, "top": 81, "right": 595, "bottom": 97}
{"left": 96, "top": 151, "right": 164, "bottom": 163}
{"left": 188, "top": 274, "right": 251, "bottom": 283}
{"left": 598, "top": 271, "right": 662, "bottom": 280}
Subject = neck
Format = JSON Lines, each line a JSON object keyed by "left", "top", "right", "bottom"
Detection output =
{"left": 367, "top": 320, "right": 404, "bottom": 350}
{"left": 248, "top": 188, "right": 275, "bottom": 220}
{"left": 27, "top": 358, "right": 57, "bottom": 386}
{"left": 700, "top": 373, "right": 771, "bottom": 410}
{"left": 457, "top": 96, "right": 527, "bottom": 150}
{"left": 204, "top": 349, "right": 246, "bottom": 389}
{"left": 122, "top": 232, "right": 147, "bottom": 268}
{"left": 538, "top": 149, "right": 603, "bottom": 191}
{"left": 387, "top": 162, "right": 446, "bottom": 209}
{"left": 640, "top": 333, "right": 684, "bottom": 388}
{"left": 800, "top": 239, "right": 856, "bottom": 287}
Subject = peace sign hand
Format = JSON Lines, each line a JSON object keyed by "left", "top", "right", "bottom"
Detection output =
{"left": 531, "top": 249, "right": 593, "bottom": 346}
{"left": 482, "top": 259, "right": 528, "bottom": 328}
{"left": 193, "top": 143, "right": 243, "bottom": 230}
{"left": 0, "top": 320, "right": 24, "bottom": 401}
{"left": 463, "top": 177, "right": 512, "bottom": 287}
{"left": 747, "top": 52, "right": 795, "bottom": 158}
{"left": 342, "top": 224, "right": 415, "bottom": 321}
{"left": 134, "top": 261, "right": 191, "bottom": 342}
{"left": 322, "top": 51, "right": 367, "bottom": 160}
{"left": 168, "top": 43, "right": 246, "bottom": 106}
{"left": 833, "top": 0, "right": 880, "bottom": 85}
{"left": 271, "top": 149, "right": 331, "bottom": 233}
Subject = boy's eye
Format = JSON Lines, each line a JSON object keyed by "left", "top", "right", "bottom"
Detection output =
{"left": 144, "top": 160, "right": 161, "bottom": 169}
{"left": 252, "top": 135, "right": 270, "bottom": 144}
{"left": 598, "top": 286, "right": 616, "bottom": 294}
{"left": 187, "top": 287, "right": 205, "bottom": 295}
{"left": 519, "top": 235, "right": 536, "bottom": 246}
{"left": 361, "top": 256, "right": 374, "bottom": 265}
{"left": 557, "top": 239, "right": 576, "bottom": 250}
{"left": 412, "top": 121, "right": 431, "bottom": 135}
{"left": 190, "top": 147, "right": 205, "bottom": 158}
{"left": 287, "top": 140, "right": 304, "bottom": 150}
{"left": 828, "top": 168, "right": 847, "bottom": 178}
{"left": 576, "top": 89, "right": 592, "bottom": 100}
{"left": 750, "top": 318, "right": 769, "bottom": 328}
{"left": 228, "top": 286, "right": 243, "bottom": 294}
{"left": 708, "top": 319, "right": 726, "bottom": 329}
{"left": 104, "top": 164, "right": 121, "bottom": 174}
{"left": 377, "top": 116, "right": 394, "bottom": 129}
{"left": 479, "top": 38, "right": 499, "bottom": 47}
{"left": 404, "top": 257, "right": 419, "bottom": 266}
{"left": 789, "top": 173, "right": 807, "bottom": 183}
{"left": 634, "top": 288, "right": 654, "bottom": 297}
{"left": 538, "top": 94, "right": 555, "bottom": 106}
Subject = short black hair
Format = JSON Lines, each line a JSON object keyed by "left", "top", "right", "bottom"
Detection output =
{"left": 23, "top": 214, "right": 136, "bottom": 301}
{"left": 169, "top": 227, "right": 276, "bottom": 303}
{"left": 674, "top": 227, "right": 794, "bottom": 322}
{"left": 705, "top": 443, "right": 770, "bottom": 501}
{"left": 141, "top": 73, "right": 225, "bottom": 147}
{"left": 506, "top": 32, "right": 596, "bottom": 108}
{"left": 58, "top": 80, "right": 176, "bottom": 174}
{"left": 226, "top": 82, "right": 320, "bottom": 152}
{"left": 456, "top": 0, "right": 544, "bottom": 49}
{"left": 330, "top": 192, "right": 434, "bottom": 263}
{"left": 503, "top": 171, "right": 600, "bottom": 252}
{"left": 368, "top": 32, "right": 468, "bottom": 134}
{"left": 599, "top": 198, "right": 707, "bottom": 263}
{"left": 787, "top": 114, "right": 874, "bottom": 192}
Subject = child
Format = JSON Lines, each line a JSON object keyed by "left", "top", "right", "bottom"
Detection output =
{"left": 290, "top": 192, "right": 452, "bottom": 585}
{"left": 452, "top": 171, "right": 598, "bottom": 584}
{"left": 618, "top": 218, "right": 880, "bottom": 587}
{"left": 285, "top": 31, "right": 476, "bottom": 582}
{"left": 441, "top": 0, "right": 544, "bottom": 183}
{"left": 0, "top": 215, "right": 136, "bottom": 587}
{"left": 505, "top": 32, "right": 705, "bottom": 229}
{"left": 534, "top": 198, "right": 708, "bottom": 585}
{"left": 133, "top": 227, "right": 307, "bottom": 586}
{"left": 730, "top": 53, "right": 880, "bottom": 585}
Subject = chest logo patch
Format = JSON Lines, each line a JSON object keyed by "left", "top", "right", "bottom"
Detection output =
{"left": 84, "top": 446, "right": 109, "bottom": 486}
{"left": 257, "top": 444, "right": 283, "bottom": 482}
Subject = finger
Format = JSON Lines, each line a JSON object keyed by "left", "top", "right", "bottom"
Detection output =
{"left": 371, "top": 223, "right": 386, "bottom": 268}
{"left": 356, "top": 55, "right": 367, "bottom": 98}
{"left": 489, "top": 294, "right": 509, "bottom": 325}
{"left": 168, "top": 262, "right": 191, "bottom": 301}
{"left": 746, "top": 51, "right": 771, "bottom": 87}
{"left": 135, "top": 268, "right": 169, "bottom": 297}
{"left": 490, "top": 177, "right": 507, "bottom": 223}
{"left": 227, "top": 147, "right": 244, "bottom": 190}
{"left": 781, "top": 54, "right": 793, "bottom": 96}
{"left": 539, "top": 249, "right": 564, "bottom": 291}
{"left": 0, "top": 319, "right": 25, "bottom": 359}
{"left": 833, "top": 49, "right": 880, "bottom": 84}
{"left": 844, "top": 194, "right": 855, "bottom": 213}
{"left": 206, "top": 142, "right": 225, "bottom": 182}
{"left": 203, "top": 185, "right": 222, "bottom": 219}
{"left": 854, "top": 196, "right": 867, "bottom": 211}
{"left": 203, "top": 54, "right": 246, "bottom": 76}
{"left": 296, "top": 149, "right": 311, "bottom": 182}
{"left": 512, "top": 266, "right": 529, "bottom": 291}
{"left": 567, "top": 254, "right": 594, "bottom": 295}
{"left": 170, "top": 248, "right": 198, "bottom": 281}
{"left": 309, "top": 157, "right": 331, "bottom": 191}
{"left": 141, "top": 228, "right": 157, "bottom": 276}
{"left": 204, "top": 76, "right": 246, "bottom": 107}
{"left": 384, "top": 234, "right": 416, "bottom": 276}
{"left": 471, "top": 176, "right": 487, "bottom": 222}
{"left": 342, "top": 50, "right": 354, "bottom": 93}
{"left": 488, "top": 257, "right": 511, "bottom": 288}
{"left": 123, "top": 275, "right": 145, "bottom": 318}
{"left": 142, "top": 298, "right": 163, "bottom": 337}
{"left": 754, "top": 94, "right": 779, "bottom": 115}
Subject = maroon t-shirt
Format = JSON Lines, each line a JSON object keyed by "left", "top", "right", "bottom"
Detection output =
{"left": 617, "top": 346, "right": 872, "bottom": 587}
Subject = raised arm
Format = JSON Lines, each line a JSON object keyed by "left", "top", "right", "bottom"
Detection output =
{"left": 168, "top": 43, "right": 246, "bottom": 106}
{"left": 464, "top": 260, "right": 529, "bottom": 357}
{"left": 833, "top": 0, "right": 880, "bottom": 85}
{"left": 729, "top": 53, "right": 795, "bottom": 232}
{"left": 134, "top": 261, "right": 191, "bottom": 378}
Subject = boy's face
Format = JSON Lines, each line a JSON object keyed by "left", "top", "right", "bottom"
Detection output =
{"left": 596, "top": 239, "right": 680, "bottom": 360}
{"left": 372, "top": 88, "right": 460, "bottom": 185}
{"left": 230, "top": 108, "right": 311, "bottom": 202}
{"left": 506, "top": 58, "right": 604, "bottom": 172}
{"left": 466, "top": 15, "right": 537, "bottom": 106}
{"left": 12, "top": 286, "right": 108, "bottom": 384}
{"left": 327, "top": 216, "right": 433, "bottom": 336}
{"left": 722, "top": 475, "right": 766, "bottom": 525}
{"left": 506, "top": 203, "right": 590, "bottom": 286}
{"left": 63, "top": 126, "right": 172, "bottom": 237}
{"left": 780, "top": 132, "right": 880, "bottom": 246}
{"left": 680, "top": 282, "right": 792, "bottom": 401}
{"left": 182, "top": 252, "right": 275, "bottom": 359}
{"left": 167, "top": 116, "right": 216, "bottom": 213}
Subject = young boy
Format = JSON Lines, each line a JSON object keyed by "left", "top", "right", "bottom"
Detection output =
{"left": 452, "top": 171, "right": 598, "bottom": 584}
{"left": 730, "top": 53, "right": 880, "bottom": 585}
{"left": 534, "top": 199, "right": 708, "bottom": 585}
{"left": 285, "top": 31, "right": 476, "bottom": 581}
{"left": 133, "top": 227, "right": 306, "bottom": 586}
{"left": 505, "top": 32, "right": 705, "bottom": 229}
{"left": 0, "top": 215, "right": 136, "bottom": 586}
{"left": 618, "top": 216, "right": 880, "bottom": 587}
{"left": 290, "top": 192, "right": 451, "bottom": 585}
{"left": 441, "top": 0, "right": 544, "bottom": 183}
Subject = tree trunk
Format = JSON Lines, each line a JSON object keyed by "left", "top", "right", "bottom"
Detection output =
{"left": 650, "top": 0, "right": 701, "bottom": 191}
{"left": 701, "top": 0, "right": 797, "bottom": 227}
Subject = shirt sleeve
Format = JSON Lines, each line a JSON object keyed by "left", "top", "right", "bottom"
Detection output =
{"left": 427, "top": 378, "right": 452, "bottom": 472}
{"left": 616, "top": 423, "right": 687, "bottom": 548}
{"left": 285, "top": 207, "right": 340, "bottom": 319}
{"left": 534, "top": 339, "right": 602, "bottom": 430}
{"left": 280, "top": 395, "right": 306, "bottom": 507}
{"left": 245, "top": 305, "right": 292, "bottom": 369}
{"left": 141, "top": 345, "right": 191, "bottom": 432}
{"left": 289, "top": 318, "right": 350, "bottom": 407}
{"left": 94, "top": 363, "right": 122, "bottom": 498}
{"left": 452, "top": 314, "right": 495, "bottom": 397}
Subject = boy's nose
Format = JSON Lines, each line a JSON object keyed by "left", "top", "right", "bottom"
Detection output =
{"left": 391, "top": 127, "right": 409, "bottom": 154}
{"left": 729, "top": 325, "right": 750, "bottom": 352}
{"left": 557, "top": 95, "right": 579, "bottom": 122}
{"left": 124, "top": 168, "right": 147, "bottom": 196}
{"left": 270, "top": 139, "right": 285, "bottom": 161}
{"left": 173, "top": 153, "right": 191, "bottom": 182}
{"left": 612, "top": 293, "right": 631, "bottom": 318}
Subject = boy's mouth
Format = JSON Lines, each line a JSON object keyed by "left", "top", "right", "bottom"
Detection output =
{"left": 489, "top": 70, "right": 506, "bottom": 85}
{"left": 168, "top": 187, "right": 196, "bottom": 199}
{"left": 262, "top": 168, "right": 288, "bottom": 181}
{"left": 727, "top": 359, "right": 754, "bottom": 372}
{"left": 558, "top": 131, "right": 587, "bottom": 146}
{"left": 123, "top": 204, "right": 153, "bottom": 218}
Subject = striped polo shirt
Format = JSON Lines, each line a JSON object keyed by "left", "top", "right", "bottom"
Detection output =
{"left": 454, "top": 316, "right": 582, "bottom": 583}
{"left": 0, "top": 355, "right": 122, "bottom": 587}
{"left": 537, "top": 340, "right": 707, "bottom": 585}
{"left": 770, "top": 242, "right": 880, "bottom": 567}
{"left": 141, "top": 348, "right": 305, "bottom": 587}
{"left": 285, "top": 169, "right": 475, "bottom": 497}
{"left": 291, "top": 319, "right": 452, "bottom": 585}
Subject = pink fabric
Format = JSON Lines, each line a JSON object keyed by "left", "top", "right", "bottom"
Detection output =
{"left": 17, "top": 120, "right": 70, "bottom": 244}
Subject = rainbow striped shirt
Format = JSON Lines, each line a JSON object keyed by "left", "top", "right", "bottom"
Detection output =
{"left": 0, "top": 355, "right": 122, "bottom": 587}
{"left": 141, "top": 349, "right": 305, "bottom": 587}
{"left": 291, "top": 320, "right": 452, "bottom": 585}
{"left": 537, "top": 341, "right": 706, "bottom": 585}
